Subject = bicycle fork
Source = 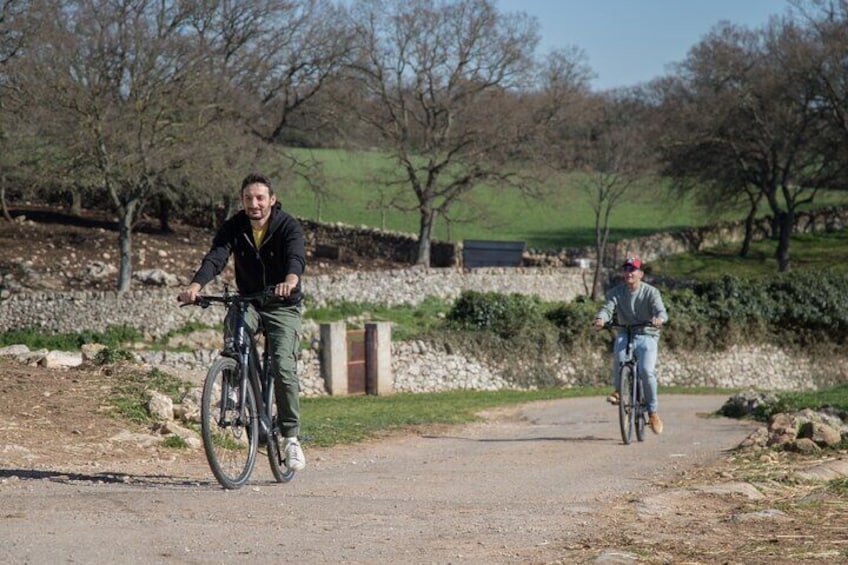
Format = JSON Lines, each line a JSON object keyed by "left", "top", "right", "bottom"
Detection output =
{"left": 218, "top": 305, "right": 252, "bottom": 429}
{"left": 258, "top": 349, "right": 275, "bottom": 440}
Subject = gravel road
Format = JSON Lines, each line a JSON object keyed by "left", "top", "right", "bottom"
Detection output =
{"left": 0, "top": 394, "right": 757, "bottom": 564}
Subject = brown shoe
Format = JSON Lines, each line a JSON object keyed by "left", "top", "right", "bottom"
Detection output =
{"left": 649, "top": 412, "right": 664, "bottom": 434}
{"left": 606, "top": 391, "right": 620, "bottom": 405}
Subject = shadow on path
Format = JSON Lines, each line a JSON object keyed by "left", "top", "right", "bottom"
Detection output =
{"left": 0, "top": 467, "right": 214, "bottom": 488}
{"left": 421, "top": 434, "right": 619, "bottom": 444}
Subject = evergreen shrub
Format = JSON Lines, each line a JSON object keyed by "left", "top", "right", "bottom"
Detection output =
{"left": 447, "top": 290, "right": 543, "bottom": 339}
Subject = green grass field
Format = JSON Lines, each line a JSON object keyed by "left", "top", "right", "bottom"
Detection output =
{"left": 284, "top": 148, "right": 719, "bottom": 248}
{"left": 284, "top": 147, "right": 848, "bottom": 251}
{"left": 655, "top": 229, "right": 848, "bottom": 279}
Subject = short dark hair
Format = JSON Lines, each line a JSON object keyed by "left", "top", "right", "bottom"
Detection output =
{"left": 240, "top": 173, "right": 274, "bottom": 196}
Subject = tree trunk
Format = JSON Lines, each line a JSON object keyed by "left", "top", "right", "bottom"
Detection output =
{"left": 158, "top": 195, "right": 173, "bottom": 233}
{"left": 591, "top": 248, "right": 605, "bottom": 301}
{"left": 0, "top": 175, "right": 11, "bottom": 221}
{"left": 739, "top": 214, "right": 754, "bottom": 258}
{"left": 738, "top": 191, "right": 762, "bottom": 258}
{"left": 69, "top": 187, "right": 82, "bottom": 217}
{"left": 775, "top": 210, "right": 793, "bottom": 273}
{"left": 416, "top": 209, "right": 435, "bottom": 266}
{"left": 222, "top": 195, "right": 236, "bottom": 227}
{"left": 591, "top": 222, "right": 607, "bottom": 301}
{"left": 116, "top": 201, "right": 138, "bottom": 292}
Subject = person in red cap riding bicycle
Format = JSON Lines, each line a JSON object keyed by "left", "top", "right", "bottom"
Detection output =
{"left": 592, "top": 255, "right": 668, "bottom": 434}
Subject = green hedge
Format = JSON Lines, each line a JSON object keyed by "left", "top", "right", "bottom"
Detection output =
{"left": 446, "top": 291, "right": 544, "bottom": 339}
{"left": 446, "top": 270, "right": 848, "bottom": 353}
{"left": 662, "top": 269, "right": 848, "bottom": 350}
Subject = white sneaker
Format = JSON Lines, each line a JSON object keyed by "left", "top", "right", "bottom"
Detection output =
{"left": 284, "top": 437, "right": 306, "bottom": 471}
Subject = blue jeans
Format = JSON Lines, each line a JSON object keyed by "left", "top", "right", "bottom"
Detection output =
{"left": 611, "top": 332, "right": 659, "bottom": 413}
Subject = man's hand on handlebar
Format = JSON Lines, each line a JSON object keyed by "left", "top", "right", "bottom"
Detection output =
{"left": 177, "top": 283, "right": 202, "bottom": 305}
{"left": 592, "top": 318, "right": 664, "bottom": 330}
{"left": 273, "top": 275, "right": 299, "bottom": 298}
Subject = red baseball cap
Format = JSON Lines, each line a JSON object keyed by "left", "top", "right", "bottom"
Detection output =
{"left": 622, "top": 256, "right": 642, "bottom": 269}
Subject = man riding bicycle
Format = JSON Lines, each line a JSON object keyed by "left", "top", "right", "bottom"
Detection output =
{"left": 593, "top": 255, "right": 668, "bottom": 434}
{"left": 178, "top": 172, "right": 307, "bottom": 471}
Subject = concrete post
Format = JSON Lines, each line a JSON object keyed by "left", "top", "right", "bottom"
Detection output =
{"left": 320, "top": 321, "right": 348, "bottom": 396}
{"left": 365, "top": 322, "right": 393, "bottom": 395}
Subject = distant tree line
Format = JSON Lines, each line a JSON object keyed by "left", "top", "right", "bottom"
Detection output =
{"left": 1, "top": 0, "right": 847, "bottom": 291}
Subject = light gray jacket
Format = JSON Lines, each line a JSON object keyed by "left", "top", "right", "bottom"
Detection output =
{"left": 595, "top": 282, "right": 668, "bottom": 336}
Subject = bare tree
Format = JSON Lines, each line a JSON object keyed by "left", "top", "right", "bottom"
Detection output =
{"left": 345, "top": 0, "right": 542, "bottom": 265}
{"left": 0, "top": 0, "right": 27, "bottom": 221}
{"left": 9, "top": 0, "right": 239, "bottom": 290}
{"left": 657, "top": 19, "right": 847, "bottom": 272}
{"left": 176, "top": 0, "right": 353, "bottom": 219}
{"left": 577, "top": 92, "right": 656, "bottom": 299}
{"left": 796, "top": 1, "right": 848, "bottom": 171}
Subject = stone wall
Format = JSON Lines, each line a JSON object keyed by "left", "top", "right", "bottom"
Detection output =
{"left": 0, "top": 267, "right": 591, "bottom": 337}
{"left": 392, "top": 340, "right": 847, "bottom": 393}
{"left": 301, "top": 219, "right": 458, "bottom": 267}
{"left": 3, "top": 273, "right": 844, "bottom": 393}
{"left": 573, "top": 205, "right": 848, "bottom": 268}
{"left": 133, "top": 338, "right": 847, "bottom": 397}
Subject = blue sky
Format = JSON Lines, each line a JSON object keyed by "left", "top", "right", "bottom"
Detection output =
{"left": 497, "top": 0, "right": 790, "bottom": 90}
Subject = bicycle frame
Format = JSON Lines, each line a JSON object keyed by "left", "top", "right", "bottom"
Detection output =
{"left": 612, "top": 323, "right": 651, "bottom": 445}
{"left": 189, "top": 286, "right": 294, "bottom": 488}
{"left": 223, "top": 296, "right": 274, "bottom": 442}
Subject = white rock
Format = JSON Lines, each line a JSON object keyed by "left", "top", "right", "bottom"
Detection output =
{"left": 40, "top": 350, "right": 83, "bottom": 368}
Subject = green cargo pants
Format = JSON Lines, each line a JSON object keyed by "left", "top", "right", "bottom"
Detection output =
{"left": 227, "top": 302, "right": 302, "bottom": 438}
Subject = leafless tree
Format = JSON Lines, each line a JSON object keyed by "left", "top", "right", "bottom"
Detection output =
{"left": 8, "top": 0, "right": 238, "bottom": 290}
{"left": 344, "top": 0, "right": 542, "bottom": 265}
{"left": 0, "top": 0, "right": 28, "bottom": 221}
{"left": 794, "top": 1, "right": 848, "bottom": 164}
{"left": 578, "top": 92, "right": 656, "bottom": 299}
{"left": 657, "top": 19, "right": 847, "bottom": 272}
{"left": 177, "top": 0, "right": 353, "bottom": 222}
{"left": 4, "top": 0, "right": 353, "bottom": 289}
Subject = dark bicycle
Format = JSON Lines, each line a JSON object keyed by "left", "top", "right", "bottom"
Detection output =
{"left": 609, "top": 322, "right": 653, "bottom": 445}
{"left": 184, "top": 287, "right": 295, "bottom": 489}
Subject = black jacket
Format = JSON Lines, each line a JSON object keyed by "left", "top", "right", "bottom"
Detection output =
{"left": 191, "top": 203, "right": 306, "bottom": 305}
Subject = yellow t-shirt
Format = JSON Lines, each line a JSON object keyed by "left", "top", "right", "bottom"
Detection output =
{"left": 252, "top": 225, "right": 268, "bottom": 247}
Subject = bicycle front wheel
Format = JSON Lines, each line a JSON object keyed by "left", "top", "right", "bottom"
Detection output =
{"left": 635, "top": 376, "right": 646, "bottom": 442}
{"left": 201, "top": 357, "right": 259, "bottom": 489}
{"left": 618, "top": 365, "right": 635, "bottom": 445}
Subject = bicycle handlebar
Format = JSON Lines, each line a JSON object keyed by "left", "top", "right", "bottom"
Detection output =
{"left": 605, "top": 321, "right": 655, "bottom": 330}
{"left": 179, "top": 286, "right": 281, "bottom": 309}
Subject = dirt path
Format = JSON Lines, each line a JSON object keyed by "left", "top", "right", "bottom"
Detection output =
{"left": 1, "top": 394, "right": 757, "bottom": 564}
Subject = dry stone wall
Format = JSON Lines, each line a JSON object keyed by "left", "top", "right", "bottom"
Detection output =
{"left": 129, "top": 338, "right": 847, "bottom": 397}
{"left": 0, "top": 267, "right": 590, "bottom": 337}
{"left": 390, "top": 341, "right": 848, "bottom": 394}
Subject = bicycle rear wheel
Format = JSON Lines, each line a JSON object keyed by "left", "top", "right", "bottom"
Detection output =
{"left": 618, "top": 365, "right": 634, "bottom": 445}
{"left": 265, "top": 381, "right": 295, "bottom": 483}
{"left": 201, "top": 357, "right": 258, "bottom": 489}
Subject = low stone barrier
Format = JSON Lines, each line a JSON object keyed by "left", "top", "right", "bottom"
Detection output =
{"left": 127, "top": 338, "right": 848, "bottom": 395}
{"left": 2, "top": 264, "right": 846, "bottom": 394}
{"left": 0, "top": 267, "right": 590, "bottom": 337}
{"left": 4, "top": 335, "right": 844, "bottom": 397}
{"left": 390, "top": 341, "right": 848, "bottom": 394}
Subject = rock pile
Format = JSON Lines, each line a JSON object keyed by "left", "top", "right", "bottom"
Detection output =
{"left": 725, "top": 390, "right": 848, "bottom": 454}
